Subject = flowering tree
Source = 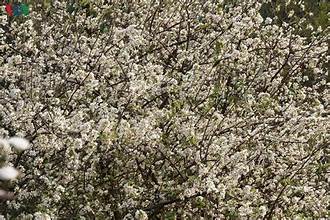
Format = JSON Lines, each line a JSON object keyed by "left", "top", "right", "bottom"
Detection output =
{"left": 0, "top": 0, "right": 329, "bottom": 219}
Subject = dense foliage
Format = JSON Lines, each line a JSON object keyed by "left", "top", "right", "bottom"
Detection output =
{"left": 0, "top": 0, "right": 329, "bottom": 219}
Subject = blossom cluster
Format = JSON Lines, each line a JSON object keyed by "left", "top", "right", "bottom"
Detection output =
{"left": 0, "top": 0, "right": 329, "bottom": 219}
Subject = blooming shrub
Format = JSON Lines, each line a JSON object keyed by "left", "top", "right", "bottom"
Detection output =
{"left": 0, "top": 0, "right": 329, "bottom": 219}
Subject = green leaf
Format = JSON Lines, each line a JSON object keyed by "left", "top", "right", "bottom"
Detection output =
{"left": 224, "top": 210, "right": 239, "bottom": 220}
{"left": 188, "top": 135, "right": 197, "bottom": 145}
{"left": 80, "top": 0, "right": 90, "bottom": 7}
{"left": 215, "top": 41, "right": 223, "bottom": 54}
{"left": 195, "top": 196, "right": 206, "bottom": 208}
{"left": 165, "top": 212, "right": 176, "bottom": 220}
{"left": 66, "top": 1, "right": 76, "bottom": 14}
{"left": 100, "top": 23, "right": 108, "bottom": 33}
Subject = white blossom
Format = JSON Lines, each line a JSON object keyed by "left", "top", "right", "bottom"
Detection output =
{"left": 135, "top": 210, "right": 148, "bottom": 220}
{"left": 0, "top": 0, "right": 328, "bottom": 218}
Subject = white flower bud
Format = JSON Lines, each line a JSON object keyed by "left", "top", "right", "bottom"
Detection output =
{"left": 265, "top": 17, "right": 272, "bottom": 25}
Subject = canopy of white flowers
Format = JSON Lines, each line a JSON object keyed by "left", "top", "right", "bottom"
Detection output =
{"left": 0, "top": 0, "right": 329, "bottom": 219}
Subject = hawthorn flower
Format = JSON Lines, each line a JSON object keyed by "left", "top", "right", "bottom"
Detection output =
{"left": 288, "top": 10, "right": 295, "bottom": 18}
{"left": 259, "top": 206, "right": 267, "bottom": 217}
{"left": 135, "top": 210, "right": 148, "bottom": 220}
{"left": 265, "top": 17, "right": 272, "bottom": 25}
{"left": 239, "top": 204, "right": 253, "bottom": 217}
{"left": 33, "top": 213, "right": 51, "bottom": 220}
